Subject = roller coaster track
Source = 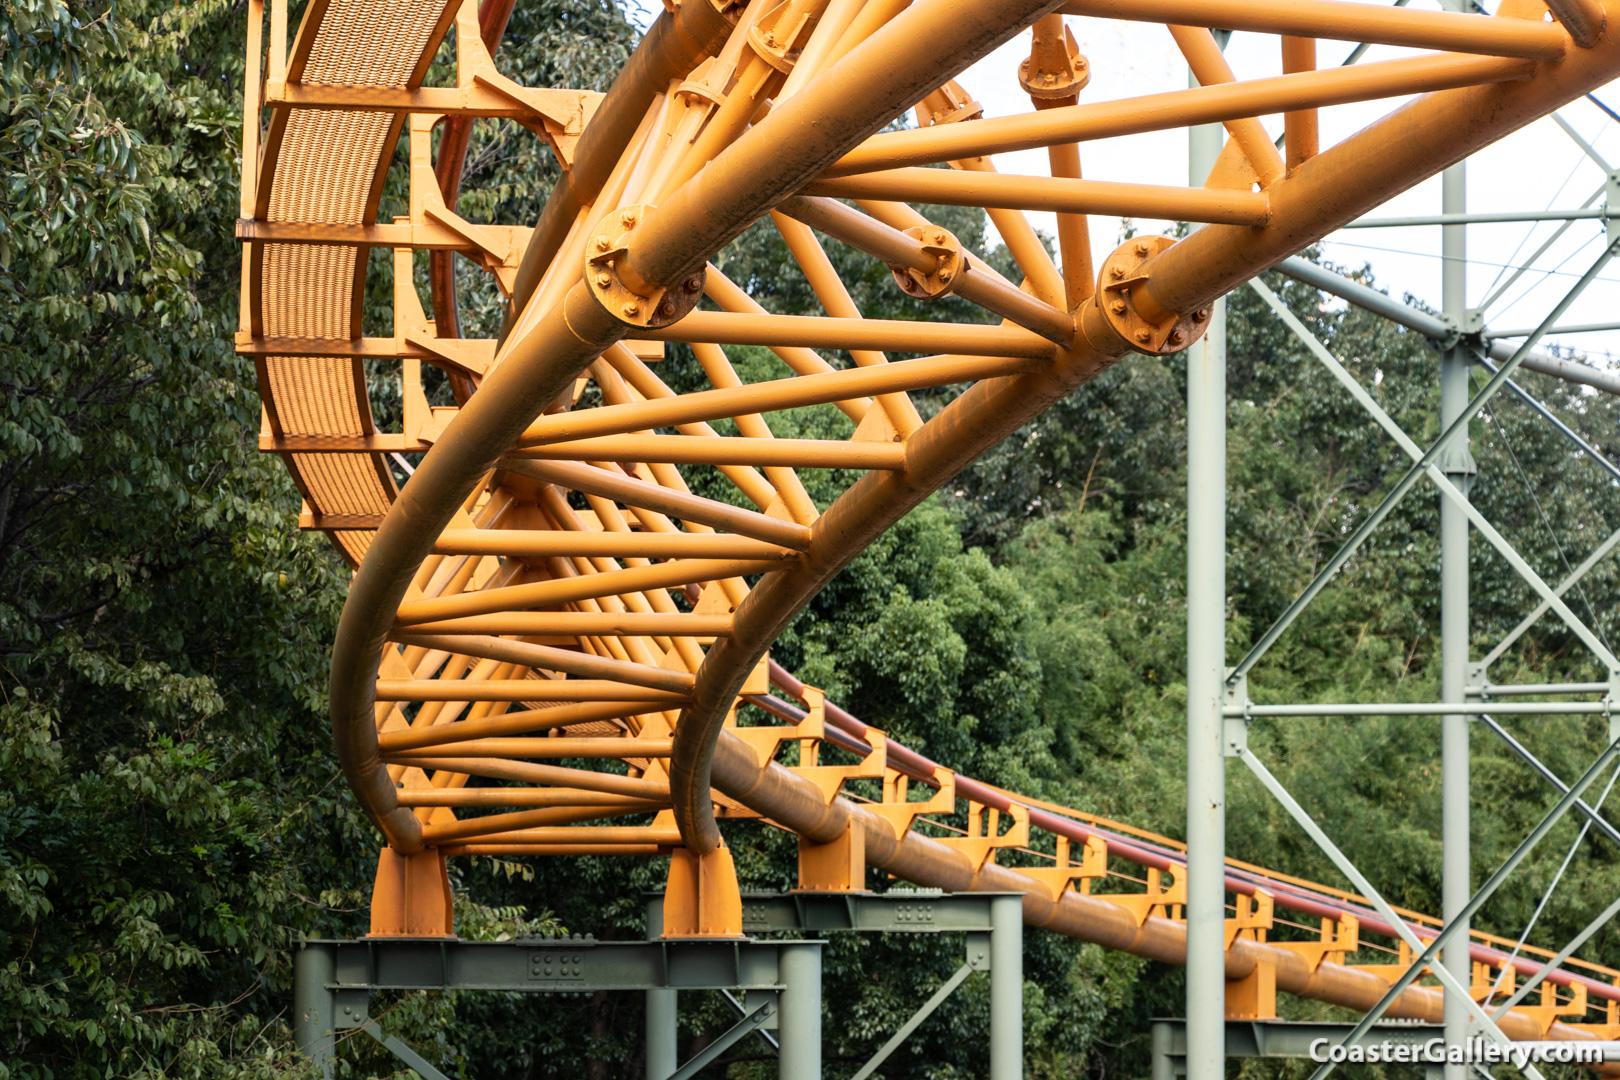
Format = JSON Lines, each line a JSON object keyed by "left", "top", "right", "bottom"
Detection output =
{"left": 239, "top": 0, "right": 1620, "bottom": 1045}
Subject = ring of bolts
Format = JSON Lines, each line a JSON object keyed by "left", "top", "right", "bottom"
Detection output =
{"left": 1098, "top": 234, "right": 1212, "bottom": 355}
{"left": 585, "top": 204, "right": 707, "bottom": 328}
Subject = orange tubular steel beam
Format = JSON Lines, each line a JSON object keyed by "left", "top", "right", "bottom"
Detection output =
{"left": 393, "top": 559, "right": 781, "bottom": 623}
{"left": 389, "top": 613, "right": 735, "bottom": 637}
{"left": 1059, "top": 0, "right": 1569, "bottom": 59}
{"left": 1540, "top": 0, "right": 1606, "bottom": 49}
{"left": 446, "top": 845, "right": 665, "bottom": 856}
{"left": 1171, "top": 24, "right": 1287, "bottom": 186}
{"left": 802, "top": 168, "right": 1271, "bottom": 224}
{"left": 373, "top": 679, "right": 689, "bottom": 703}
{"left": 707, "top": 728, "right": 1611, "bottom": 1051}
{"left": 320, "top": 0, "right": 1620, "bottom": 1038}
{"left": 383, "top": 736, "right": 674, "bottom": 757}
{"left": 636, "top": 309, "right": 1058, "bottom": 355}
{"left": 1282, "top": 36, "right": 1319, "bottom": 171}
{"left": 387, "top": 631, "right": 695, "bottom": 689}
{"left": 778, "top": 194, "right": 1077, "bottom": 340}
{"left": 394, "top": 788, "right": 669, "bottom": 808}
{"left": 420, "top": 806, "right": 666, "bottom": 845}
{"left": 388, "top": 759, "right": 674, "bottom": 799}
{"left": 512, "top": 353, "right": 1047, "bottom": 446}
{"left": 825, "top": 53, "right": 1536, "bottom": 174}
{"left": 655, "top": 2, "right": 1620, "bottom": 854}
{"left": 430, "top": 528, "right": 800, "bottom": 559}
{"left": 330, "top": 0, "right": 1088, "bottom": 853}
{"left": 378, "top": 707, "right": 661, "bottom": 752}
{"left": 427, "top": 826, "right": 683, "bottom": 845}
{"left": 503, "top": 434, "right": 908, "bottom": 469}
{"left": 493, "top": 458, "right": 813, "bottom": 548}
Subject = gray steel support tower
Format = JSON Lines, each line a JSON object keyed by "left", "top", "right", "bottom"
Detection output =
{"left": 779, "top": 942, "right": 823, "bottom": 1080}
{"left": 1184, "top": 106, "right": 1229, "bottom": 1080}
{"left": 645, "top": 895, "right": 678, "bottom": 1080}
{"left": 1439, "top": 5, "right": 1474, "bottom": 1074}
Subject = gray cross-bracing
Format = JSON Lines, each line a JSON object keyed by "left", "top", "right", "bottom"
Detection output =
{"left": 1182, "top": 78, "right": 1620, "bottom": 1080}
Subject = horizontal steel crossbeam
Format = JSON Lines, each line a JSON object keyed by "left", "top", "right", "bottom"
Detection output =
{"left": 739, "top": 889, "right": 1012, "bottom": 934}
{"left": 310, "top": 936, "right": 817, "bottom": 995}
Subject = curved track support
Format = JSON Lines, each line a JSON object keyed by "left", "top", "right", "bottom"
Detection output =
{"left": 237, "top": 0, "right": 1620, "bottom": 1043}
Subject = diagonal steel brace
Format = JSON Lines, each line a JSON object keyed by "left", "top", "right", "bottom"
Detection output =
{"left": 1248, "top": 276, "right": 1619, "bottom": 673}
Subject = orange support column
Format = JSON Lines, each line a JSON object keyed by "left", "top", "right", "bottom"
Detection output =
{"left": 369, "top": 846, "right": 454, "bottom": 937}
{"left": 663, "top": 846, "right": 744, "bottom": 938}
{"left": 797, "top": 822, "right": 866, "bottom": 891}
{"left": 1225, "top": 959, "right": 1278, "bottom": 1020}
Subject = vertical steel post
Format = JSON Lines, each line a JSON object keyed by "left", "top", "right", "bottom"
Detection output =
{"left": 989, "top": 893, "right": 1024, "bottom": 1080}
{"left": 777, "top": 941, "right": 823, "bottom": 1080}
{"left": 1185, "top": 101, "right": 1228, "bottom": 1080}
{"left": 1438, "top": 5, "right": 1472, "bottom": 1073}
{"left": 1152, "top": 1020, "right": 1177, "bottom": 1080}
{"left": 646, "top": 895, "right": 678, "bottom": 1080}
{"left": 293, "top": 942, "right": 337, "bottom": 1079}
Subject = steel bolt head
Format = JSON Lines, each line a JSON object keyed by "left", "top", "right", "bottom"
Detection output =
{"left": 1110, "top": 265, "right": 1126, "bottom": 279}
{"left": 658, "top": 298, "right": 675, "bottom": 316}
{"left": 1109, "top": 298, "right": 1127, "bottom": 315}
{"left": 685, "top": 276, "right": 703, "bottom": 292}
{"left": 1135, "top": 328, "right": 1152, "bottom": 343}
{"left": 934, "top": 230, "right": 947, "bottom": 244}
{"left": 1168, "top": 329, "right": 1185, "bottom": 345}
{"left": 622, "top": 301, "right": 640, "bottom": 317}
{"left": 620, "top": 210, "right": 637, "bottom": 228}
{"left": 593, "top": 235, "right": 611, "bottom": 252}
{"left": 594, "top": 272, "right": 611, "bottom": 288}
{"left": 1193, "top": 307, "right": 1210, "bottom": 323}
{"left": 1135, "top": 241, "right": 1150, "bottom": 256}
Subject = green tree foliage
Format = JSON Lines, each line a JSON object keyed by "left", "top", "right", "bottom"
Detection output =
{"left": 0, "top": 0, "right": 361, "bottom": 1075}
{"left": 0, "top": 0, "right": 615, "bottom": 1074}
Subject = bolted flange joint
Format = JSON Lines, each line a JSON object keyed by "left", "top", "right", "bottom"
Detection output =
{"left": 1097, "top": 235, "right": 1210, "bottom": 355}
{"left": 747, "top": 0, "right": 819, "bottom": 73}
{"left": 1019, "top": 24, "right": 1089, "bottom": 101}
{"left": 585, "top": 204, "right": 706, "bottom": 328}
{"left": 891, "top": 226, "right": 965, "bottom": 300}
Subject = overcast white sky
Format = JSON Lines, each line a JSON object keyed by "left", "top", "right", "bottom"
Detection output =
{"left": 622, "top": 0, "right": 1620, "bottom": 366}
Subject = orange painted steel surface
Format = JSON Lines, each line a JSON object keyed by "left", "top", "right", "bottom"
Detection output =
{"left": 238, "top": 0, "right": 1620, "bottom": 1033}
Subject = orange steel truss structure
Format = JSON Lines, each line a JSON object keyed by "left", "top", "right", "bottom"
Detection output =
{"left": 239, "top": 0, "right": 1620, "bottom": 1047}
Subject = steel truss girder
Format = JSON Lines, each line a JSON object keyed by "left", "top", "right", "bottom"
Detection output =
{"left": 1237, "top": 747, "right": 1552, "bottom": 1080}
{"left": 1301, "top": 737, "right": 1620, "bottom": 1080}
{"left": 1238, "top": 263, "right": 1620, "bottom": 1073}
{"left": 1232, "top": 240, "right": 1620, "bottom": 686}
{"left": 294, "top": 935, "right": 826, "bottom": 1078}
{"left": 1249, "top": 275, "right": 1620, "bottom": 675}
{"left": 307, "top": 936, "right": 814, "bottom": 996}
{"left": 740, "top": 888, "right": 1009, "bottom": 935}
